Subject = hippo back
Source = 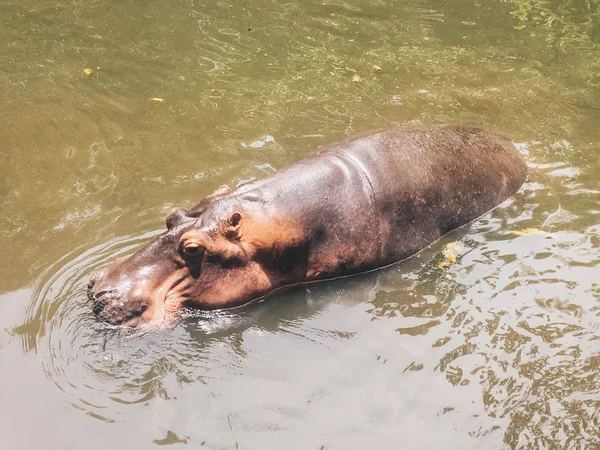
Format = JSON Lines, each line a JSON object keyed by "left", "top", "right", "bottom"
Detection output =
{"left": 236, "top": 125, "right": 526, "bottom": 280}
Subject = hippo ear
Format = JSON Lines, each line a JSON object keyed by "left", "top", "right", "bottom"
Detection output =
{"left": 165, "top": 207, "right": 187, "bottom": 230}
{"left": 210, "top": 185, "right": 232, "bottom": 197}
{"left": 224, "top": 211, "right": 243, "bottom": 239}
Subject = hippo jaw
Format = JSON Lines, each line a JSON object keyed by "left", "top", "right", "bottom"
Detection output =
{"left": 87, "top": 261, "right": 190, "bottom": 327}
{"left": 87, "top": 219, "right": 207, "bottom": 327}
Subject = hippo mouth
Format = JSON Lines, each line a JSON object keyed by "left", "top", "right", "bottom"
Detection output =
{"left": 87, "top": 272, "right": 147, "bottom": 326}
{"left": 87, "top": 269, "right": 186, "bottom": 327}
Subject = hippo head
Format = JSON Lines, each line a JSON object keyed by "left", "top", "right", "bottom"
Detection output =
{"left": 88, "top": 185, "right": 304, "bottom": 327}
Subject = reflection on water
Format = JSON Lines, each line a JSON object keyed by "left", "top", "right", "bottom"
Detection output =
{"left": 1, "top": 0, "right": 600, "bottom": 448}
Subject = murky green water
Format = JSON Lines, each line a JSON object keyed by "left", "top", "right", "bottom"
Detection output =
{"left": 1, "top": 0, "right": 599, "bottom": 448}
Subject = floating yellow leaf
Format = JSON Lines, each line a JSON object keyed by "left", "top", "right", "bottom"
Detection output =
{"left": 372, "top": 65, "right": 382, "bottom": 72}
{"left": 439, "top": 242, "right": 464, "bottom": 268}
{"left": 83, "top": 68, "right": 93, "bottom": 77}
{"left": 352, "top": 74, "right": 361, "bottom": 82}
{"left": 513, "top": 228, "right": 554, "bottom": 238}
{"left": 151, "top": 97, "right": 164, "bottom": 103}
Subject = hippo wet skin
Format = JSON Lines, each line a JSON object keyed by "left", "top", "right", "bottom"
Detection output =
{"left": 89, "top": 125, "right": 527, "bottom": 326}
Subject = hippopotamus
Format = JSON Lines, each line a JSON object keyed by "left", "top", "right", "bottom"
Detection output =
{"left": 88, "top": 125, "right": 527, "bottom": 327}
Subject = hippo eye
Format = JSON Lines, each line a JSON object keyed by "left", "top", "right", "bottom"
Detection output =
{"left": 181, "top": 240, "right": 204, "bottom": 258}
{"left": 183, "top": 245, "right": 200, "bottom": 256}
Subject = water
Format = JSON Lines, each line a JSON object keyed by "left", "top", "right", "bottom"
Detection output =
{"left": 1, "top": 0, "right": 599, "bottom": 448}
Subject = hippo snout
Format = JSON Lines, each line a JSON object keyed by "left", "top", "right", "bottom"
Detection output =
{"left": 89, "top": 288, "right": 113, "bottom": 318}
{"left": 87, "top": 265, "right": 160, "bottom": 327}
{"left": 87, "top": 270, "right": 108, "bottom": 310}
{"left": 89, "top": 286, "right": 150, "bottom": 326}
{"left": 88, "top": 278, "right": 116, "bottom": 318}
{"left": 87, "top": 270, "right": 105, "bottom": 293}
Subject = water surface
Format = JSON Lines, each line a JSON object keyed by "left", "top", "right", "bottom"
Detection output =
{"left": 1, "top": 0, "right": 599, "bottom": 448}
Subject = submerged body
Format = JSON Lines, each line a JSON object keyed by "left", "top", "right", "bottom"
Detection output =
{"left": 89, "top": 125, "right": 527, "bottom": 326}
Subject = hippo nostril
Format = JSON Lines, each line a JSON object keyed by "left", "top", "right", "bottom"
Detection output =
{"left": 90, "top": 289, "right": 114, "bottom": 317}
{"left": 87, "top": 270, "right": 106, "bottom": 301}
{"left": 93, "top": 289, "right": 115, "bottom": 300}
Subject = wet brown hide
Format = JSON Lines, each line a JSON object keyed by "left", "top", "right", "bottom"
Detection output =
{"left": 88, "top": 125, "right": 527, "bottom": 326}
